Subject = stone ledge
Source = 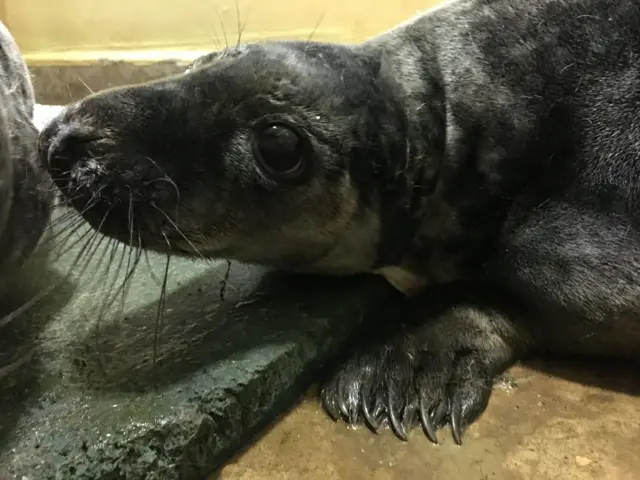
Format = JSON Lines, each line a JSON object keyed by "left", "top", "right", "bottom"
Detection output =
{"left": 0, "top": 213, "right": 388, "bottom": 479}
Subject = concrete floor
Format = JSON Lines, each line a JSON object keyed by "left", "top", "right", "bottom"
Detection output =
{"left": 218, "top": 359, "right": 640, "bottom": 480}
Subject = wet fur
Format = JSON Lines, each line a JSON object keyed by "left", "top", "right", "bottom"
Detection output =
{"left": 39, "top": 0, "right": 640, "bottom": 444}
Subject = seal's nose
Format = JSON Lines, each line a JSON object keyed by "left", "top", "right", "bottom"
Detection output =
{"left": 37, "top": 110, "right": 97, "bottom": 175}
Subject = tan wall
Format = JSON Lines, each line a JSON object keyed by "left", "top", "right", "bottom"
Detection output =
{"left": 1, "top": 0, "right": 443, "bottom": 64}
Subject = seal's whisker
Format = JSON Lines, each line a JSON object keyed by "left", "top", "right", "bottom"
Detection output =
{"left": 65, "top": 207, "right": 114, "bottom": 282}
{"left": 76, "top": 76, "right": 95, "bottom": 95}
{"left": 51, "top": 189, "right": 103, "bottom": 228}
{"left": 47, "top": 217, "right": 88, "bottom": 247}
{"left": 44, "top": 176, "right": 62, "bottom": 191}
{"left": 48, "top": 198, "right": 85, "bottom": 217}
{"left": 48, "top": 227, "right": 89, "bottom": 260}
{"left": 48, "top": 173, "right": 69, "bottom": 180}
{"left": 235, "top": 0, "right": 242, "bottom": 47}
{"left": 47, "top": 221, "right": 93, "bottom": 260}
{"left": 48, "top": 224, "right": 89, "bottom": 260}
{"left": 93, "top": 241, "right": 143, "bottom": 348}
{"left": 46, "top": 218, "right": 72, "bottom": 241}
{"left": 113, "top": 196, "right": 141, "bottom": 315}
{"left": 146, "top": 177, "right": 182, "bottom": 206}
{"left": 143, "top": 248, "right": 167, "bottom": 286}
{"left": 92, "top": 240, "right": 133, "bottom": 368}
{"left": 47, "top": 214, "right": 82, "bottom": 238}
{"left": 124, "top": 186, "right": 139, "bottom": 292}
{"left": 214, "top": 6, "right": 229, "bottom": 50}
{"left": 219, "top": 259, "right": 233, "bottom": 300}
{"left": 89, "top": 234, "right": 117, "bottom": 282}
{"left": 127, "top": 185, "right": 135, "bottom": 242}
{"left": 88, "top": 190, "right": 144, "bottom": 326}
{"left": 48, "top": 168, "right": 73, "bottom": 181}
{"left": 152, "top": 234, "right": 172, "bottom": 369}
{"left": 47, "top": 188, "right": 106, "bottom": 237}
{"left": 50, "top": 203, "right": 76, "bottom": 213}
{"left": 73, "top": 229, "right": 106, "bottom": 281}
{"left": 150, "top": 202, "right": 204, "bottom": 259}
{"left": 96, "top": 238, "right": 136, "bottom": 324}
{"left": 98, "top": 239, "right": 130, "bottom": 319}
{"left": 120, "top": 240, "right": 143, "bottom": 307}
{"left": 46, "top": 197, "right": 100, "bottom": 248}
{"left": 142, "top": 156, "right": 181, "bottom": 207}
{"left": 235, "top": 0, "right": 249, "bottom": 48}
{"left": 47, "top": 208, "right": 79, "bottom": 229}
{"left": 306, "top": 11, "right": 327, "bottom": 43}
{"left": 111, "top": 240, "right": 132, "bottom": 317}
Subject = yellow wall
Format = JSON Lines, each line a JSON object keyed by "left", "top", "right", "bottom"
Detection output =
{"left": 1, "top": 0, "right": 443, "bottom": 64}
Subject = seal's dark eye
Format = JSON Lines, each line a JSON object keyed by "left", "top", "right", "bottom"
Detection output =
{"left": 253, "top": 123, "right": 304, "bottom": 177}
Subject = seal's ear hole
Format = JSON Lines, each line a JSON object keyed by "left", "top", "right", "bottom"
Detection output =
{"left": 252, "top": 123, "right": 306, "bottom": 179}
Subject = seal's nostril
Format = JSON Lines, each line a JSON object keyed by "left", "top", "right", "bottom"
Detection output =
{"left": 39, "top": 120, "right": 98, "bottom": 175}
{"left": 37, "top": 116, "right": 61, "bottom": 170}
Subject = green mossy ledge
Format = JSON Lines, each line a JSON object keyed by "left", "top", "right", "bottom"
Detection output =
{"left": 0, "top": 105, "right": 387, "bottom": 480}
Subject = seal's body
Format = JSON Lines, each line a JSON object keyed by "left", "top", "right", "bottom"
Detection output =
{"left": 39, "top": 0, "right": 640, "bottom": 443}
{"left": 0, "top": 24, "right": 53, "bottom": 287}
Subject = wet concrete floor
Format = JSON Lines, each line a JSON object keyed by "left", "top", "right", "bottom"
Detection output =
{"left": 218, "top": 360, "right": 640, "bottom": 480}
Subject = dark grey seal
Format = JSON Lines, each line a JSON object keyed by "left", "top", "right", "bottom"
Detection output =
{"left": 38, "top": 0, "right": 640, "bottom": 445}
{"left": 0, "top": 24, "right": 53, "bottom": 303}
{"left": 0, "top": 23, "right": 54, "bottom": 380}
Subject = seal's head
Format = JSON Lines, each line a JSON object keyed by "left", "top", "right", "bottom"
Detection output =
{"left": 39, "top": 41, "right": 434, "bottom": 275}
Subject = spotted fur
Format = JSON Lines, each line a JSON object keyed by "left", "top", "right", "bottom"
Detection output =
{"left": 39, "top": 0, "right": 640, "bottom": 444}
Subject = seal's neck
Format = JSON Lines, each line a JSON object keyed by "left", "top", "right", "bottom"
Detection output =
{"left": 354, "top": 14, "right": 448, "bottom": 284}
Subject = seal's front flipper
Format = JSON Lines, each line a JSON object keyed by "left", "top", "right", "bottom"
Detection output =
{"left": 320, "top": 290, "right": 528, "bottom": 444}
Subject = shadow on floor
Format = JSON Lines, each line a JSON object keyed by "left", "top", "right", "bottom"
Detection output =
{"left": 522, "top": 355, "right": 640, "bottom": 397}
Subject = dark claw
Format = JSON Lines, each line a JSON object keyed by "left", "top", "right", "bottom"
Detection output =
{"left": 362, "top": 402, "right": 380, "bottom": 431}
{"left": 362, "top": 394, "right": 384, "bottom": 431}
{"left": 321, "top": 388, "right": 341, "bottom": 421}
{"left": 346, "top": 399, "right": 361, "bottom": 425}
{"left": 419, "top": 394, "right": 439, "bottom": 444}
{"left": 448, "top": 357, "right": 494, "bottom": 445}
{"left": 450, "top": 402, "right": 464, "bottom": 445}
{"left": 390, "top": 411, "right": 408, "bottom": 441}
{"left": 431, "top": 397, "right": 449, "bottom": 430}
{"left": 388, "top": 389, "right": 408, "bottom": 441}
{"left": 401, "top": 396, "right": 419, "bottom": 432}
{"left": 336, "top": 377, "right": 360, "bottom": 424}
{"left": 387, "top": 378, "right": 409, "bottom": 442}
{"left": 360, "top": 368, "right": 380, "bottom": 430}
{"left": 337, "top": 398, "right": 350, "bottom": 422}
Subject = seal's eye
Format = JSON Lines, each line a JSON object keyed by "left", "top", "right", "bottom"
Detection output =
{"left": 253, "top": 123, "right": 304, "bottom": 178}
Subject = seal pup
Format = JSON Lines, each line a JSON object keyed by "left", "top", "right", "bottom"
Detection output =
{"left": 38, "top": 0, "right": 640, "bottom": 444}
